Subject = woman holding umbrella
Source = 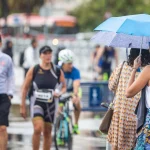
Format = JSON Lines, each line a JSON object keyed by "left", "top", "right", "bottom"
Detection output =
{"left": 126, "top": 53, "right": 150, "bottom": 149}
{"left": 108, "top": 48, "right": 149, "bottom": 150}
{"left": 91, "top": 13, "right": 150, "bottom": 150}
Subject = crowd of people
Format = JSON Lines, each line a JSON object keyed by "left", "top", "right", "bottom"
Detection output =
{"left": 1, "top": 34, "right": 150, "bottom": 150}
{"left": 0, "top": 35, "right": 82, "bottom": 150}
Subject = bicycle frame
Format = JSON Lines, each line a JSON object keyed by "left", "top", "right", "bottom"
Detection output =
{"left": 57, "top": 98, "right": 73, "bottom": 140}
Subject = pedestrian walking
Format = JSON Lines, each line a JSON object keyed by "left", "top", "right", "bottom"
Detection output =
{"left": 0, "top": 35, "right": 15, "bottom": 150}
{"left": 22, "top": 38, "right": 38, "bottom": 77}
{"left": 126, "top": 50, "right": 150, "bottom": 150}
{"left": 94, "top": 46, "right": 118, "bottom": 80}
{"left": 20, "top": 46, "right": 66, "bottom": 150}
{"left": 108, "top": 48, "right": 149, "bottom": 150}
{"left": 3, "top": 40, "right": 13, "bottom": 60}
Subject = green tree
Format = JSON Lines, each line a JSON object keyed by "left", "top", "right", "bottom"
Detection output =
{"left": 71, "top": 0, "right": 150, "bottom": 32}
{"left": 0, "top": 0, "right": 43, "bottom": 17}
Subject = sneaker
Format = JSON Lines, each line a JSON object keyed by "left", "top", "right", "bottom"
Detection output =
{"left": 73, "top": 124, "right": 80, "bottom": 134}
{"left": 57, "top": 138, "right": 64, "bottom": 146}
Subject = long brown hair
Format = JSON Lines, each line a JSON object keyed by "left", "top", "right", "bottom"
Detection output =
{"left": 128, "top": 48, "right": 150, "bottom": 67}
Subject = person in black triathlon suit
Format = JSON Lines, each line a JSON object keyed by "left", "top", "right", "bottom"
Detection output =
{"left": 20, "top": 46, "right": 66, "bottom": 150}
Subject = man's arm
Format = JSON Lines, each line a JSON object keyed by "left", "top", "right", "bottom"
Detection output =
{"left": 7, "top": 58, "right": 15, "bottom": 98}
{"left": 73, "top": 80, "right": 80, "bottom": 96}
{"left": 94, "top": 47, "right": 105, "bottom": 65}
{"left": 73, "top": 68, "right": 81, "bottom": 96}
{"left": 54, "top": 70, "right": 66, "bottom": 98}
{"left": 59, "top": 70, "right": 66, "bottom": 95}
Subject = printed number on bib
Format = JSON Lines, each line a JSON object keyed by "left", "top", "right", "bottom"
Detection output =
{"left": 35, "top": 89, "right": 54, "bottom": 103}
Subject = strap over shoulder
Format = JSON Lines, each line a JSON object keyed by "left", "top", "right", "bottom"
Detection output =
{"left": 51, "top": 63, "right": 61, "bottom": 83}
{"left": 112, "top": 61, "right": 126, "bottom": 103}
{"left": 32, "top": 64, "right": 40, "bottom": 81}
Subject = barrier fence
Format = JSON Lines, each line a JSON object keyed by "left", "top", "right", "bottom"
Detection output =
{"left": 81, "top": 81, "right": 113, "bottom": 111}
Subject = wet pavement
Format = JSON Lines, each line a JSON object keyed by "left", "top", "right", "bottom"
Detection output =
{"left": 8, "top": 116, "right": 107, "bottom": 150}
{"left": 8, "top": 134, "right": 106, "bottom": 150}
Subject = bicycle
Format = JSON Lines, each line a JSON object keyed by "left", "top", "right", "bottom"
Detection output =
{"left": 54, "top": 93, "right": 76, "bottom": 150}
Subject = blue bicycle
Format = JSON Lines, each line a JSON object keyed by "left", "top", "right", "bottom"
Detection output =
{"left": 54, "top": 93, "right": 75, "bottom": 150}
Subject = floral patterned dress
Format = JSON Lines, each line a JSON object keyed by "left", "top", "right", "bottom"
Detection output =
{"left": 134, "top": 108, "right": 150, "bottom": 149}
{"left": 108, "top": 62, "right": 141, "bottom": 150}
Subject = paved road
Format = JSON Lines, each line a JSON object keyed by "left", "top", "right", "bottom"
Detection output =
{"left": 7, "top": 116, "right": 106, "bottom": 150}
{"left": 8, "top": 134, "right": 106, "bottom": 150}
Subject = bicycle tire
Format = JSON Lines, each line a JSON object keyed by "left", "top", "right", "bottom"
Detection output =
{"left": 54, "top": 115, "right": 63, "bottom": 150}
{"left": 54, "top": 114, "right": 73, "bottom": 150}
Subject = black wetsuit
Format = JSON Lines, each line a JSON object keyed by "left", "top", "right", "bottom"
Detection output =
{"left": 30, "top": 65, "right": 58, "bottom": 124}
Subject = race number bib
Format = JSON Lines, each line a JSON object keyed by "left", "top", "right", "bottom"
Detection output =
{"left": 35, "top": 89, "right": 54, "bottom": 103}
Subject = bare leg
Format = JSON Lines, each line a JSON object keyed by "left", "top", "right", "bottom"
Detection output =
{"left": 0, "top": 126, "right": 8, "bottom": 150}
{"left": 43, "top": 123, "right": 52, "bottom": 150}
{"left": 32, "top": 119, "right": 44, "bottom": 150}
{"left": 74, "top": 100, "right": 81, "bottom": 125}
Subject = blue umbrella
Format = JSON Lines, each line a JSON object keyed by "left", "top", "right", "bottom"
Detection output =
{"left": 93, "top": 14, "right": 150, "bottom": 55}
{"left": 91, "top": 31, "right": 150, "bottom": 49}
{"left": 94, "top": 14, "right": 150, "bottom": 37}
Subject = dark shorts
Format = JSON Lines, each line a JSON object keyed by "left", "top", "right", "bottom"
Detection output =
{"left": 0, "top": 94, "right": 11, "bottom": 127}
{"left": 30, "top": 96, "right": 56, "bottom": 124}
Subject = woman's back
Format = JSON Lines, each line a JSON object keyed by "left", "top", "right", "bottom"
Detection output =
{"left": 108, "top": 62, "right": 141, "bottom": 149}
{"left": 109, "top": 62, "right": 141, "bottom": 115}
{"left": 108, "top": 48, "right": 150, "bottom": 150}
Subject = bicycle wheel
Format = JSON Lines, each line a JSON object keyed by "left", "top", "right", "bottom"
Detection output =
{"left": 54, "top": 114, "right": 73, "bottom": 150}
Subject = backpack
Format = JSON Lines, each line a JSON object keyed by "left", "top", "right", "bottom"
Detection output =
{"left": 19, "top": 51, "right": 25, "bottom": 67}
{"left": 28, "top": 63, "right": 61, "bottom": 98}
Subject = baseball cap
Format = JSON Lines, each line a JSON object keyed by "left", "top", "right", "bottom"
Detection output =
{"left": 39, "top": 46, "right": 52, "bottom": 55}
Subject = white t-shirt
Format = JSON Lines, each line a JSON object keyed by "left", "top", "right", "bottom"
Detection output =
{"left": 146, "top": 86, "right": 150, "bottom": 108}
{"left": 23, "top": 46, "right": 39, "bottom": 69}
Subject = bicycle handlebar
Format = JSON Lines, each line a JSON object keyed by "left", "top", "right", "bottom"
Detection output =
{"left": 59, "top": 93, "right": 78, "bottom": 111}
{"left": 101, "top": 102, "right": 109, "bottom": 108}
{"left": 59, "top": 93, "right": 72, "bottom": 102}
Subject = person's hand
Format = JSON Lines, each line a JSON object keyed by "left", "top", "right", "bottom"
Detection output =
{"left": 53, "top": 92, "right": 61, "bottom": 98}
{"left": 8, "top": 96, "right": 12, "bottom": 100}
{"left": 20, "top": 105, "right": 27, "bottom": 119}
{"left": 8, "top": 95, "right": 13, "bottom": 100}
{"left": 133, "top": 56, "right": 141, "bottom": 69}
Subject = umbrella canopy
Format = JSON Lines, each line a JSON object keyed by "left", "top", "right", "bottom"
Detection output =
{"left": 91, "top": 31, "right": 150, "bottom": 49}
{"left": 94, "top": 14, "right": 150, "bottom": 37}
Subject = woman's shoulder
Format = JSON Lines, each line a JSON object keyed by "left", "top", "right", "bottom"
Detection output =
{"left": 123, "top": 62, "right": 132, "bottom": 68}
{"left": 114, "top": 62, "right": 132, "bottom": 76}
{"left": 142, "top": 65, "right": 150, "bottom": 74}
{"left": 144, "top": 65, "right": 150, "bottom": 69}
{"left": 117, "top": 61, "right": 131, "bottom": 70}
